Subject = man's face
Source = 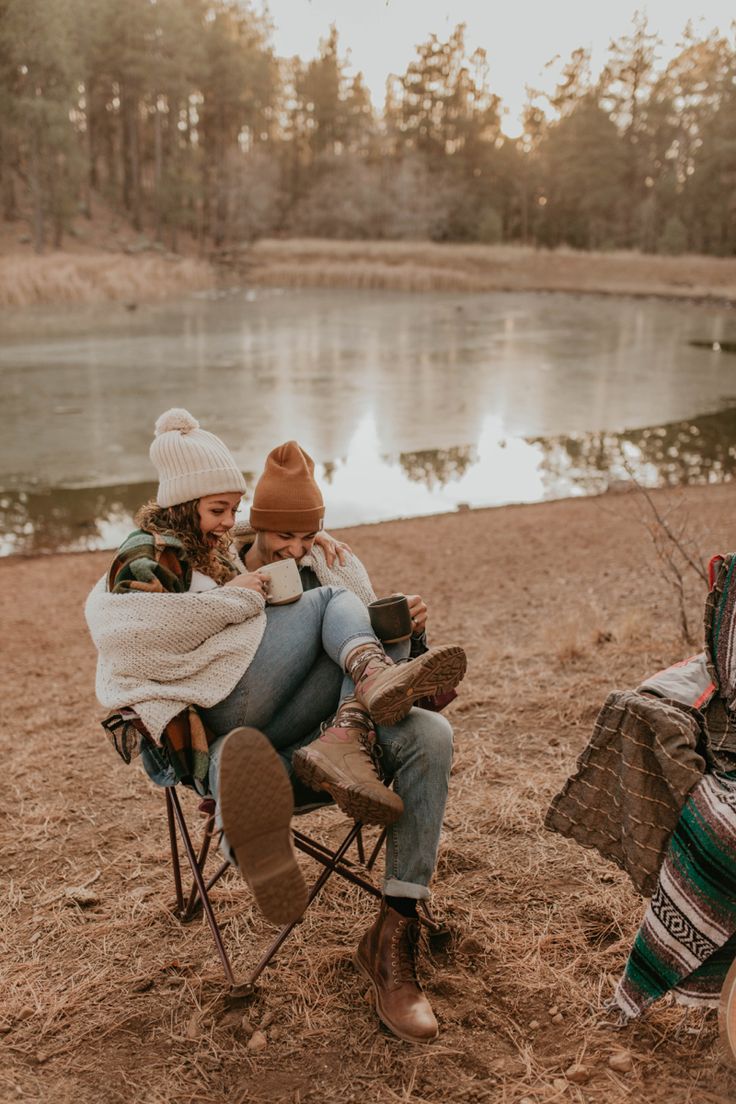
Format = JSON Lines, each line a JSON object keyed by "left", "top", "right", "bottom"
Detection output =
{"left": 197, "top": 492, "right": 242, "bottom": 544}
{"left": 255, "top": 529, "right": 318, "bottom": 564}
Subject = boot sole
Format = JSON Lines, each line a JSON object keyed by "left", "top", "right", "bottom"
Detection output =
{"left": 353, "top": 948, "right": 439, "bottom": 1044}
{"left": 366, "top": 646, "right": 467, "bottom": 727}
{"left": 292, "top": 748, "right": 404, "bottom": 827}
{"left": 218, "top": 727, "right": 308, "bottom": 926}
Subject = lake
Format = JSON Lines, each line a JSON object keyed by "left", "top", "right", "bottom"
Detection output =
{"left": 2, "top": 286, "right": 736, "bottom": 555}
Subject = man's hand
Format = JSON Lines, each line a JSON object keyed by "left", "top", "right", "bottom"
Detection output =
{"left": 405, "top": 593, "right": 428, "bottom": 635}
{"left": 315, "top": 531, "right": 352, "bottom": 568}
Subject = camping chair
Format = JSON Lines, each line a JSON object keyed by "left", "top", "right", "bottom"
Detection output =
{"left": 102, "top": 706, "right": 441, "bottom": 1000}
{"left": 164, "top": 782, "right": 390, "bottom": 999}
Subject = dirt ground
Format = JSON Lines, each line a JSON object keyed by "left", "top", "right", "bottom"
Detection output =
{"left": 3, "top": 484, "right": 736, "bottom": 1104}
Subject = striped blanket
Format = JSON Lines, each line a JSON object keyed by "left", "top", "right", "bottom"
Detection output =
{"left": 615, "top": 770, "right": 736, "bottom": 1016}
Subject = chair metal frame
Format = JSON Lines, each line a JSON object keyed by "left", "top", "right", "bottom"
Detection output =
{"left": 164, "top": 785, "right": 389, "bottom": 998}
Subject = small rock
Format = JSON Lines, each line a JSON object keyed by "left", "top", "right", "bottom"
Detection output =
{"left": 458, "top": 935, "right": 484, "bottom": 956}
{"left": 218, "top": 1010, "right": 241, "bottom": 1029}
{"left": 551, "top": 1013, "right": 564, "bottom": 1024}
{"left": 247, "top": 1029, "right": 267, "bottom": 1053}
{"left": 16, "top": 1008, "right": 34, "bottom": 1021}
{"left": 548, "top": 1005, "right": 559, "bottom": 1016}
{"left": 529, "top": 1019, "right": 540, "bottom": 1030}
{"left": 608, "top": 1051, "right": 633, "bottom": 1073}
{"left": 548, "top": 737, "right": 560, "bottom": 747}
{"left": 185, "top": 1015, "right": 200, "bottom": 1040}
{"left": 552, "top": 1078, "right": 568, "bottom": 1092}
{"left": 565, "top": 1063, "right": 590, "bottom": 1084}
{"left": 65, "top": 886, "right": 99, "bottom": 908}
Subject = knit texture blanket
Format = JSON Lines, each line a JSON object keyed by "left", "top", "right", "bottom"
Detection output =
{"left": 615, "top": 770, "right": 736, "bottom": 1016}
{"left": 85, "top": 577, "right": 267, "bottom": 744}
{"left": 545, "top": 689, "right": 706, "bottom": 896}
{"left": 88, "top": 536, "right": 376, "bottom": 766}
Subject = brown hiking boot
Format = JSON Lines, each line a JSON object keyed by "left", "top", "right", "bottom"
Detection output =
{"left": 350, "top": 644, "right": 466, "bottom": 727}
{"left": 353, "top": 900, "right": 438, "bottom": 1043}
{"left": 292, "top": 699, "right": 404, "bottom": 826}
{"left": 217, "top": 727, "right": 308, "bottom": 926}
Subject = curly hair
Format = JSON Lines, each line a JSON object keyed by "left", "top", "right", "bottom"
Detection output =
{"left": 135, "top": 499, "right": 238, "bottom": 585}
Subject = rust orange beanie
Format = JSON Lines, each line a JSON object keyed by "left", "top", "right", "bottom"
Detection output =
{"left": 249, "top": 441, "right": 325, "bottom": 532}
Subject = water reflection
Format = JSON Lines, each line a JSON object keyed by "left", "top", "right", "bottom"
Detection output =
{"left": 4, "top": 406, "right": 736, "bottom": 556}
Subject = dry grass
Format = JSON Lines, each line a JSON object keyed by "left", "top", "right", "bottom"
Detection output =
{"left": 3, "top": 483, "right": 736, "bottom": 1103}
{"left": 4, "top": 237, "right": 736, "bottom": 309}
{"left": 0, "top": 253, "right": 215, "bottom": 308}
{"left": 244, "top": 239, "right": 736, "bottom": 303}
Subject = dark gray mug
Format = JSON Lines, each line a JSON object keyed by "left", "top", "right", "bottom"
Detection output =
{"left": 368, "top": 595, "right": 412, "bottom": 644}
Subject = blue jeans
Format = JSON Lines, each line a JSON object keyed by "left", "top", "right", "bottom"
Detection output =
{"left": 198, "top": 586, "right": 376, "bottom": 740}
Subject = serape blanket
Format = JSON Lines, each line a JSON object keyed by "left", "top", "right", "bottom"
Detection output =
{"left": 615, "top": 770, "right": 736, "bottom": 1016}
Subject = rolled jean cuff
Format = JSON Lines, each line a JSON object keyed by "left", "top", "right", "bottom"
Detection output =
{"left": 337, "top": 632, "right": 377, "bottom": 670}
{"left": 383, "top": 877, "right": 430, "bottom": 900}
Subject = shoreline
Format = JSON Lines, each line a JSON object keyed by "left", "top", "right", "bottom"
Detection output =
{"left": 2, "top": 239, "right": 736, "bottom": 308}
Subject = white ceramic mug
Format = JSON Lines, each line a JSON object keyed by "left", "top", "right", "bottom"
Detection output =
{"left": 257, "top": 558, "right": 303, "bottom": 605}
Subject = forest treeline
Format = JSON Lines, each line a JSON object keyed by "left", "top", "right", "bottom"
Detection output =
{"left": 1, "top": 0, "right": 735, "bottom": 255}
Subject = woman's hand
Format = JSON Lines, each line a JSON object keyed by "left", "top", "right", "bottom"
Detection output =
{"left": 315, "top": 531, "right": 352, "bottom": 568}
{"left": 224, "top": 572, "right": 268, "bottom": 598}
{"left": 405, "top": 593, "right": 428, "bottom": 636}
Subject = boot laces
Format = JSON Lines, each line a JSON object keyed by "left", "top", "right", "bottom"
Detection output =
{"left": 321, "top": 703, "right": 383, "bottom": 776}
{"left": 391, "top": 920, "right": 421, "bottom": 984}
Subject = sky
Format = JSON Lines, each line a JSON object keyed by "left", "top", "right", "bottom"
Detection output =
{"left": 264, "top": 0, "right": 735, "bottom": 135}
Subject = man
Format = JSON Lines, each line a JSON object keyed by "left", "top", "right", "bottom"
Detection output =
{"left": 226, "top": 440, "right": 459, "bottom": 1044}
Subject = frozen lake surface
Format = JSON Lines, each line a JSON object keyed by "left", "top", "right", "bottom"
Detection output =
{"left": 2, "top": 286, "right": 736, "bottom": 554}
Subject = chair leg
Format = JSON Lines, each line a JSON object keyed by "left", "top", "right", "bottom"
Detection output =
{"left": 166, "top": 788, "right": 242, "bottom": 991}
{"left": 165, "top": 788, "right": 185, "bottom": 915}
{"left": 366, "top": 827, "right": 388, "bottom": 871}
{"left": 181, "top": 811, "right": 216, "bottom": 921}
{"left": 293, "top": 831, "right": 381, "bottom": 900}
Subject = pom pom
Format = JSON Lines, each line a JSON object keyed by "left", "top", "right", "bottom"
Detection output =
{"left": 154, "top": 408, "right": 199, "bottom": 437}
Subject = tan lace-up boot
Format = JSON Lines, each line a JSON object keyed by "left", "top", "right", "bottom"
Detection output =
{"left": 354, "top": 900, "right": 439, "bottom": 1043}
{"left": 347, "top": 643, "right": 467, "bottom": 727}
{"left": 292, "top": 699, "right": 404, "bottom": 826}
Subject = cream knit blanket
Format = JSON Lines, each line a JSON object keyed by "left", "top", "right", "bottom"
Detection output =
{"left": 85, "top": 542, "right": 377, "bottom": 741}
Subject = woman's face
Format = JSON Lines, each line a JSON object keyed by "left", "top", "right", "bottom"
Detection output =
{"left": 197, "top": 493, "right": 242, "bottom": 543}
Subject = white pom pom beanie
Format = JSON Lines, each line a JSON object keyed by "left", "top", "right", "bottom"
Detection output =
{"left": 150, "top": 408, "right": 247, "bottom": 507}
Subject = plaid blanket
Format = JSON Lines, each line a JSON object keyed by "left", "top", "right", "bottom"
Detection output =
{"left": 101, "top": 704, "right": 212, "bottom": 784}
{"left": 615, "top": 770, "right": 736, "bottom": 1015}
{"left": 544, "top": 689, "right": 706, "bottom": 895}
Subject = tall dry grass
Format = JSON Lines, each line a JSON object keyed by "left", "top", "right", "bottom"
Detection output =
{"left": 0, "top": 252, "right": 215, "bottom": 308}
{"left": 245, "top": 238, "right": 736, "bottom": 302}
